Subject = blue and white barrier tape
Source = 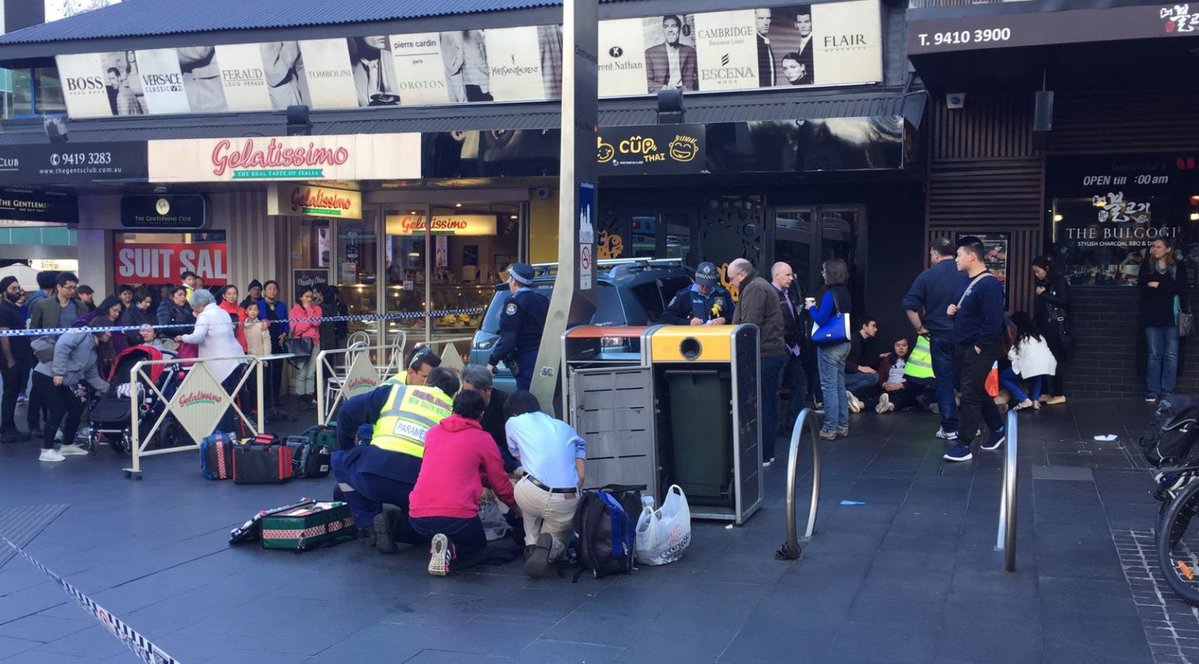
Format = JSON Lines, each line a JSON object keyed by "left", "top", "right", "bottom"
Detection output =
{"left": 0, "top": 535, "right": 182, "bottom": 664}
{"left": 0, "top": 307, "right": 487, "bottom": 339}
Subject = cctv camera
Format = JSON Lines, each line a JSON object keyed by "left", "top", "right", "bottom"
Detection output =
{"left": 946, "top": 93, "right": 966, "bottom": 110}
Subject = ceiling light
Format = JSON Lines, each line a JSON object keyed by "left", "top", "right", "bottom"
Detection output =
{"left": 1053, "top": 214, "right": 1063, "bottom": 222}
{"left": 509, "top": 214, "right": 518, "bottom": 220}
{"left": 455, "top": 203, "right": 462, "bottom": 208}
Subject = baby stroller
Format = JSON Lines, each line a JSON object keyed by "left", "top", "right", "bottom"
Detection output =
{"left": 89, "top": 345, "right": 185, "bottom": 455}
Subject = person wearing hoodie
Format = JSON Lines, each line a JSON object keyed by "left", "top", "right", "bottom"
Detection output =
{"left": 405, "top": 389, "right": 520, "bottom": 577}
{"left": 32, "top": 320, "right": 110, "bottom": 462}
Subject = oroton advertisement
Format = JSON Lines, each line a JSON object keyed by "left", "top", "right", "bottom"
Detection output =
{"left": 55, "top": 0, "right": 880, "bottom": 119}
{"left": 114, "top": 242, "right": 228, "bottom": 285}
{"left": 266, "top": 184, "right": 362, "bottom": 219}
{"left": 147, "top": 133, "right": 420, "bottom": 182}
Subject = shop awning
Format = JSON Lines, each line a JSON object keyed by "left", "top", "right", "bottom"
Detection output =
{"left": 0, "top": 89, "right": 927, "bottom": 145}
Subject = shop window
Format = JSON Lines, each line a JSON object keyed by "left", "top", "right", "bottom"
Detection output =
{"left": 630, "top": 282, "right": 668, "bottom": 322}
{"left": 335, "top": 217, "right": 379, "bottom": 340}
{"left": 9, "top": 67, "right": 65, "bottom": 118}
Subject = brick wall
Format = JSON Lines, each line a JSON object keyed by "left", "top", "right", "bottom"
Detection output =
{"left": 1064, "top": 286, "right": 1199, "bottom": 399}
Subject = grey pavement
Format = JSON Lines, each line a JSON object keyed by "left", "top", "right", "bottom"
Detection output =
{"left": 0, "top": 398, "right": 1179, "bottom": 663}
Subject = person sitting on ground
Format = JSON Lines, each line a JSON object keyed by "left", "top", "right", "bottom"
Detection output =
{"left": 461, "top": 365, "right": 518, "bottom": 473}
{"left": 844, "top": 316, "right": 884, "bottom": 413}
{"left": 396, "top": 389, "right": 520, "bottom": 577}
{"left": 504, "top": 391, "right": 586, "bottom": 578}
{"left": 332, "top": 366, "right": 459, "bottom": 551}
{"left": 1001, "top": 311, "right": 1057, "bottom": 411}
{"left": 872, "top": 337, "right": 934, "bottom": 414}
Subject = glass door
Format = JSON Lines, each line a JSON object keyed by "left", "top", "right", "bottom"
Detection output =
{"left": 774, "top": 208, "right": 815, "bottom": 296}
{"left": 773, "top": 205, "right": 864, "bottom": 300}
{"left": 334, "top": 211, "right": 379, "bottom": 343}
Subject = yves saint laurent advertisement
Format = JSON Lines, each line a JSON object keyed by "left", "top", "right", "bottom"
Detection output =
{"left": 54, "top": 0, "right": 881, "bottom": 119}
{"left": 298, "top": 39, "right": 357, "bottom": 109}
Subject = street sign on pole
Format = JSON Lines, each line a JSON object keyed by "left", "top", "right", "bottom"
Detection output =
{"left": 530, "top": 0, "right": 599, "bottom": 412}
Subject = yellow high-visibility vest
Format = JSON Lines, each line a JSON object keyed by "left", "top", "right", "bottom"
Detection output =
{"left": 370, "top": 384, "right": 452, "bottom": 458}
{"left": 904, "top": 335, "right": 935, "bottom": 379}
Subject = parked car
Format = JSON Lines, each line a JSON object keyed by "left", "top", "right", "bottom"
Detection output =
{"left": 470, "top": 258, "right": 694, "bottom": 391}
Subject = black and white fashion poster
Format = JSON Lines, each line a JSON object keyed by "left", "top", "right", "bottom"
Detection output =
{"left": 390, "top": 32, "right": 453, "bottom": 105}
{"left": 349, "top": 36, "right": 400, "bottom": 107}
{"left": 642, "top": 14, "right": 698, "bottom": 93}
{"left": 485, "top": 26, "right": 547, "bottom": 102}
{"left": 215, "top": 43, "right": 274, "bottom": 112}
{"left": 56, "top": 53, "right": 115, "bottom": 118}
{"left": 461, "top": 30, "right": 492, "bottom": 102}
{"left": 598, "top": 18, "right": 647, "bottom": 97}
{"left": 752, "top": 6, "right": 817, "bottom": 87}
{"left": 692, "top": 9, "right": 759, "bottom": 91}
{"left": 177, "top": 46, "right": 228, "bottom": 113}
{"left": 44, "top": 0, "right": 119, "bottom": 21}
{"left": 298, "top": 39, "right": 357, "bottom": 110}
{"left": 259, "top": 41, "right": 310, "bottom": 110}
{"left": 135, "top": 48, "right": 190, "bottom": 115}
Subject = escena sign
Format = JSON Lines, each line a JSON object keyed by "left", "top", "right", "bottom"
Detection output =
{"left": 266, "top": 184, "right": 362, "bottom": 219}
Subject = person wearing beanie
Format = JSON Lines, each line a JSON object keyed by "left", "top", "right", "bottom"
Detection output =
{"left": 487, "top": 262, "right": 548, "bottom": 392}
{"left": 241, "top": 280, "right": 263, "bottom": 309}
{"left": 0, "top": 275, "right": 32, "bottom": 443}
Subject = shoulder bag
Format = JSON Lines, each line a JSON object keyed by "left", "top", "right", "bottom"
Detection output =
{"left": 810, "top": 290, "right": 851, "bottom": 346}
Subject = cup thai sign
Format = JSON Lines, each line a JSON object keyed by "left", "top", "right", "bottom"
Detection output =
{"left": 266, "top": 184, "right": 362, "bottom": 219}
{"left": 146, "top": 134, "right": 420, "bottom": 182}
{"left": 114, "top": 242, "right": 229, "bottom": 285}
{"left": 385, "top": 214, "right": 497, "bottom": 236}
{"left": 55, "top": 0, "right": 881, "bottom": 119}
{"left": 597, "top": 125, "right": 705, "bottom": 175}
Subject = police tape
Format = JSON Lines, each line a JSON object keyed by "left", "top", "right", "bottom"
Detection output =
{"left": 0, "top": 535, "right": 182, "bottom": 664}
{"left": 0, "top": 307, "right": 487, "bottom": 339}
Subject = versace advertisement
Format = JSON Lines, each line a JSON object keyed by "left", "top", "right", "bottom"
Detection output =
{"left": 55, "top": 0, "right": 882, "bottom": 118}
{"left": 1048, "top": 154, "right": 1199, "bottom": 287}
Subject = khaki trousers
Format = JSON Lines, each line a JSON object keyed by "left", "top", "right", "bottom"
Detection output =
{"left": 513, "top": 476, "right": 578, "bottom": 561}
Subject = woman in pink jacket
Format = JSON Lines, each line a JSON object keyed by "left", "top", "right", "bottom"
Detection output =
{"left": 288, "top": 287, "right": 321, "bottom": 410}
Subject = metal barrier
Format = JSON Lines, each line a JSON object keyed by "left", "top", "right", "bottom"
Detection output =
{"left": 315, "top": 342, "right": 390, "bottom": 425}
{"left": 996, "top": 408, "right": 1019, "bottom": 571}
{"left": 777, "top": 408, "right": 824, "bottom": 560}
{"left": 124, "top": 355, "right": 266, "bottom": 480}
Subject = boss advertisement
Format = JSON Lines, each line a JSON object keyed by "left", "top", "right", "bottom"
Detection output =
{"left": 57, "top": 0, "right": 881, "bottom": 118}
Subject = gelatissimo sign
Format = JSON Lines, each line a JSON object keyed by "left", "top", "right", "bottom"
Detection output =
{"left": 147, "top": 134, "right": 420, "bottom": 182}
{"left": 909, "top": 3, "right": 1199, "bottom": 55}
{"left": 385, "top": 214, "right": 497, "bottom": 236}
{"left": 56, "top": 0, "right": 881, "bottom": 120}
{"left": 597, "top": 124, "right": 705, "bottom": 175}
{"left": 266, "top": 184, "right": 362, "bottom": 219}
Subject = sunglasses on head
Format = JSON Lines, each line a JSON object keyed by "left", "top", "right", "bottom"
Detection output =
{"left": 408, "top": 347, "right": 435, "bottom": 369}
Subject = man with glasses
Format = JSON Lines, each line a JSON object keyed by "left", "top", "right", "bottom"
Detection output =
{"left": 729, "top": 258, "right": 788, "bottom": 466}
{"left": 30, "top": 272, "right": 80, "bottom": 334}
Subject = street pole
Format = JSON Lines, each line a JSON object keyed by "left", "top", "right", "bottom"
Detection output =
{"left": 530, "top": 0, "right": 599, "bottom": 413}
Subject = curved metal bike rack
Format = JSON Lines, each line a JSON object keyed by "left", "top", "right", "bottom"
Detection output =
{"left": 995, "top": 408, "right": 1019, "bottom": 572}
{"left": 778, "top": 408, "right": 824, "bottom": 560}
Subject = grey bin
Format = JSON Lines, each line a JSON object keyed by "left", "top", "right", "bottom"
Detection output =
{"left": 665, "top": 370, "right": 734, "bottom": 509}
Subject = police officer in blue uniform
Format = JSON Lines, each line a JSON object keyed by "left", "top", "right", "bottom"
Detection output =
{"left": 660, "top": 262, "right": 734, "bottom": 325}
{"left": 488, "top": 262, "right": 549, "bottom": 392}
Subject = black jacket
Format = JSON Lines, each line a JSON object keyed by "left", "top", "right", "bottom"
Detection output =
{"left": 1138, "top": 258, "right": 1188, "bottom": 328}
{"left": 774, "top": 284, "right": 802, "bottom": 349}
{"left": 1034, "top": 275, "right": 1069, "bottom": 338}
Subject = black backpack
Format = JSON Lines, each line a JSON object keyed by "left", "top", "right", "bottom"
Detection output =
{"left": 571, "top": 485, "right": 642, "bottom": 581}
{"left": 1139, "top": 395, "right": 1199, "bottom": 467}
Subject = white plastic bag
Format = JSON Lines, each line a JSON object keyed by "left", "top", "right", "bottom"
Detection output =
{"left": 635, "top": 484, "right": 692, "bottom": 566}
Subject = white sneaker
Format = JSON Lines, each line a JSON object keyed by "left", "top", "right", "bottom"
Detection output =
{"left": 875, "top": 393, "right": 891, "bottom": 414}
{"left": 847, "top": 391, "right": 862, "bottom": 413}
{"left": 57, "top": 444, "right": 88, "bottom": 456}
{"left": 39, "top": 449, "right": 65, "bottom": 463}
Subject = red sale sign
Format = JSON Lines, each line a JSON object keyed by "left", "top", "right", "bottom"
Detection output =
{"left": 114, "top": 242, "right": 229, "bottom": 285}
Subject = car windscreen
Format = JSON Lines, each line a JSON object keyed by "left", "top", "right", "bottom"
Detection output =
{"left": 480, "top": 284, "right": 622, "bottom": 333}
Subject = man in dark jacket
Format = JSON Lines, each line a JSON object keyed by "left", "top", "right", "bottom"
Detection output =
{"left": 461, "top": 365, "right": 518, "bottom": 473}
{"left": 729, "top": 258, "right": 787, "bottom": 466}
{"left": 0, "top": 277, "right": 31, "bottom": 442}
{"left": 771, "top": 262, "right": 806, "bottom": 433}
{"left": 944, "top": 236, "right": 1006, "bottom": 463}
{"left": 660, "top": 262, "right": 734, "bottom": 326}
{"left": 903, "top": 237, "right": 970, "bottom": 441}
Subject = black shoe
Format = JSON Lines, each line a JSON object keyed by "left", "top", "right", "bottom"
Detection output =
{"left": 373, "top": 509, "right": 401, "bottom": 554}
{"left": 357, "top": 527, "right": 377, "bottom": 547}
{"left": 524, "top": 532, "right": 553, "bottom": 578}
{"left": 0, "top": 430, "right": 30, "bottom": 443}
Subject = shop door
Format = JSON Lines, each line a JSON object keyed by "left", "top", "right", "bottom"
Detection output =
{"left": 773, "top": 206, "right": 864, "bottom": 300}
{"left": 625, "top": 209, "right": 695, "bottom": 262}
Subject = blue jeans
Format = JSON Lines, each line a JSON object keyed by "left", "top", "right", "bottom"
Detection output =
{"left": 1146, "top": 326, "right": 1180, "bottom": 398}
{"left": 845, "top": 371, "right": 877, "bottom": 394}
{"left": 759, "top": 354, "right": 788, "bottom": 461}
{"left": 999, "top": 368, "right": 1042, "bottom": 403}
{"left": 409, "top": 515, "right": 489, "bottom": 569}
{"left": 929, "top": 335, "right": 959, "bottom": 434}
{"left": 817, "top": 342, "right": 851, "bottom": 432}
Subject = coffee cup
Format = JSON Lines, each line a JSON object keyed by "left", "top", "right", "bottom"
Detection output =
{"left": 804, "top": 297, "right": 816, "bottom": 307}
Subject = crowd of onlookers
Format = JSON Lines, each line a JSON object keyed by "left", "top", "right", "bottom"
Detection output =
{"left": 0, "top": 268, "right": 352, "bottom": 462}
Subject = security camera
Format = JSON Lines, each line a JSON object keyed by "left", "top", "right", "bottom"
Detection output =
{"left": 535, "top": 187, "right": 552, "bottom": 200}
{"left": 946, "top": 93, "right": 966, "bottom": 110}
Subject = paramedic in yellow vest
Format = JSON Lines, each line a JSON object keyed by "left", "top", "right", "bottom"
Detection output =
{"left": 904, "top": 334, "right": 936, "bottom": 385}
{"left": 332, "top": 366, "right": 459, "bottom": 550}
{"left": 384, "top": 346, "right": 440, "bottom": 387}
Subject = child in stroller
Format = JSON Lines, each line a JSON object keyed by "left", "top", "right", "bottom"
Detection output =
{"left": 89, "top": 344, "right": 184, "bottom": 455}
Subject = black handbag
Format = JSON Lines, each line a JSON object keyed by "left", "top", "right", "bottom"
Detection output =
{"left": 285, "top": 337, "right": 314, "bottom": 368}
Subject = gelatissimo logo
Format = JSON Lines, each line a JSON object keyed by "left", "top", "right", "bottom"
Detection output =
{"left": 290, "top": 187, "right": 354, "bottom": 216}
{"left": 345, "top": 375, "right": 378, "bottom": 394}
{"left": 210, "top": 138, "right": 350, "bottom": 179}
{"left": 178, "top": 390, "right": 223, "bottom": 408}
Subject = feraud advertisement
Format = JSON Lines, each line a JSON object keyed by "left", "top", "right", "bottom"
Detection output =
{"left": 56, "top": 0, "right": 881, "bottom": 118}
{"left": 114, "top": 242, "right": 228, "bottom": 285}
{"left": 146, "top": 134, "right": 420, "bottom": 182}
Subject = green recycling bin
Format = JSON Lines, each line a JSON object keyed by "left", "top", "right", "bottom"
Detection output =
{"left": 666, "top": 370, "right": 734, "bottom": 508}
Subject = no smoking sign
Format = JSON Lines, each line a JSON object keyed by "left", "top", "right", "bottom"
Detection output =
{"left": 579, "top": 244, "right": 593, "bottom": 290}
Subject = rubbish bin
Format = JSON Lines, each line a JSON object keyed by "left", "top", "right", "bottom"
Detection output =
{"left": 650, "top": 324, "right": 761, "bottom": 524}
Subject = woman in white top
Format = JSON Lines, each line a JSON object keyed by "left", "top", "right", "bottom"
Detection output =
{"left": 1001, "top": 311, "right": 1058, "bottom": 411}
{"left": 178, "top": 290, "right": 248, "bottom": 429}
{"left": 504, "top": 391, "right": 586, "bottom": 579}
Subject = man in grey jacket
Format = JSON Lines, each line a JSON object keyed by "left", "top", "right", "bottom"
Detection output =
{"left": 32, "top": 320, "right": 109, "bottom": 462}
{"left": 729, "top": 258, "right": 787, "bottom": 466}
